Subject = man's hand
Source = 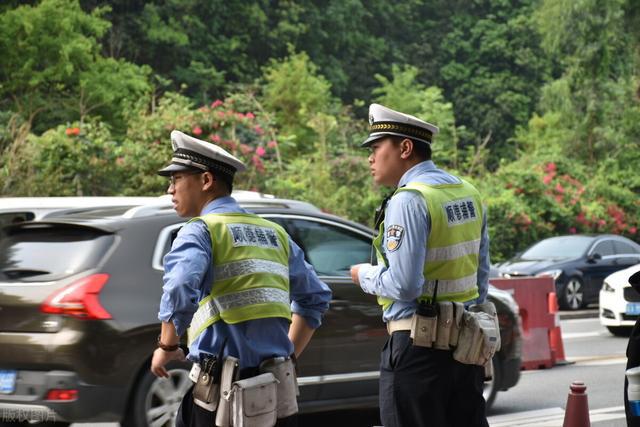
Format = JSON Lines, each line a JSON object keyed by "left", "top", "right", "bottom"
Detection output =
{"left": 150, "top": 347, "right": 186, "bottom": 378}
{"left": 350, "top": 263, "right": 369, "bottom": 285}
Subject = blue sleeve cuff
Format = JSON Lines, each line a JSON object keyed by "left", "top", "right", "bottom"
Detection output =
{"left": 291, "top": 303, "right": 322, "bottom": 329}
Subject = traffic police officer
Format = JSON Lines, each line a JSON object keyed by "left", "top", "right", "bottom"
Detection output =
{"left": 150, "top": 130, "right": 332, "bottom": 427}
{"left": 350, "top": 104, "right": 491, "bottom": 427}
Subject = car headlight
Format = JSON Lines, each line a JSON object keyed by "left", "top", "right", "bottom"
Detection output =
{"left": 535, "top": 269, "right": 563, "bottom": 280}
{"left": 602, "top": 281, "right": 615, "bottom": 293}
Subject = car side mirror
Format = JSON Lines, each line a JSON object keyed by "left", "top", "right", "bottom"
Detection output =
{"left": 587, "top": 253, "right": 602, "bottom": 263}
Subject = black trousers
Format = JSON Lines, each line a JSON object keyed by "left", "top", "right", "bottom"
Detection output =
{"left": 379, "top": 331, "right": 489, "bottom": 427}
{"left": 176, "top": 385, "right": 297, "bottom": 427}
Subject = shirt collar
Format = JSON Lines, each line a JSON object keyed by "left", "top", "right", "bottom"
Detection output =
{"left": 398, "top": 160, "right": 436, "bottom": 188}
{"left": 200, "top": 195, "right": 240, "bottom": 215}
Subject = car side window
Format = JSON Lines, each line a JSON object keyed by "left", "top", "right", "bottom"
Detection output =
{"left": 592, "top": 240, "right": 615, "bottom": 256}
{"left": 284, "top": 218, "right": 372, "bottom": 276}
{"left": 614, "top": 241, "right": 640, "bottom": 255}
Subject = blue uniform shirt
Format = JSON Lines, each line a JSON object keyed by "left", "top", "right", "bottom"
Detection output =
{"left": 158, "top": 196, "right": 332, "bottom": 368}
{"left": 358, "top": 161, "right": 490, "bottom": 322}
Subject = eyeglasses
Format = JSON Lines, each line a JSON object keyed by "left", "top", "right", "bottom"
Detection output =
{"left": 168, "top": 172, "right": 203, "bottom": 187}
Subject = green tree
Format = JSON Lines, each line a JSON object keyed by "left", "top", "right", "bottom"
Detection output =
{"left": 260, "top": 50, "right": 335, "bottom": 157}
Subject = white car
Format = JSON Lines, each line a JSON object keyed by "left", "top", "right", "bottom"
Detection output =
{"left": 599, "top": 263, "right": 640, "bottom": 335}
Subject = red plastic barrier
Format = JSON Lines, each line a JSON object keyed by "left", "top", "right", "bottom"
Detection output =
{"left": 490, "top": 277, "right": 556, "bottom": 370}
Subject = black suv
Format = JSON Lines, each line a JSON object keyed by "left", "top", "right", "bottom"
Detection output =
{"left": 0, "top": 193, "right": 521, "bottom": 426}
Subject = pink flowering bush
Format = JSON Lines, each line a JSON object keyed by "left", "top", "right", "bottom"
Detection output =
{"left": 480, "top": 155, "right": 640, "bottom": 261}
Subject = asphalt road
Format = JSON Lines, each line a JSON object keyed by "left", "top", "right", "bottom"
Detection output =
{"left": 73, "top": 310, "right": 632, "bottom": 427}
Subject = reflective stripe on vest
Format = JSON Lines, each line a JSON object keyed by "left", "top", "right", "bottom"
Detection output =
{"left": 186, "top": 213, "right": 291, "bottom": 345}
{"left": 376, "top": 180, "right": 483, "bottom": 311}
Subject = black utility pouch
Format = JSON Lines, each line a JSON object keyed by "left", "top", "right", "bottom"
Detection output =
{"left": 193, "top": 356, "right": 219, "bottom": 408}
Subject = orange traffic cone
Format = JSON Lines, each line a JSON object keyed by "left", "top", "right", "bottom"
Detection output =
{"left": 563, "top": 381, "right": 590, "bottom": 427}
{"left": 548, "top": 292, "right": 571, "bottom": 365}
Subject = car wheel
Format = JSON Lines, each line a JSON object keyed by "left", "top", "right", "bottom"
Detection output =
{"left": 483, "top": 357, "right": 501, "bottom": 410}
{"left": 560, "top": 277, "right": 584, "bottom": 310}
{"left": 124, "top": 361, "right": 192, "bottom": 427}
{"left": 606, "top": 326, "right": 633, "bottom": 337}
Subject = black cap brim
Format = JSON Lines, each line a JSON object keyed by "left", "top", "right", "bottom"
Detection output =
{"left": 157, "top": 162, "right": 203, "bottom": 176}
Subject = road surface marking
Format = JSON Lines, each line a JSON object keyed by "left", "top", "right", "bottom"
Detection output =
{"left": 488, "top": 405, "right": 625, "bottom": 426}
{"left": 562, "top": 331, "right": 603, "bottom": 339}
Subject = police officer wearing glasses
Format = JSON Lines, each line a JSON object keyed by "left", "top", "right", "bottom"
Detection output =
{"left": 150, "top": 130, "right": 331, "bottom": 427}
{"left": 350, "top": 104, "right": 491, "bottom": 427}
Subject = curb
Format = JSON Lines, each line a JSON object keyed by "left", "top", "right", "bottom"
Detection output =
{"left": 559, "top": 309, "right": 598, "bottom": 320}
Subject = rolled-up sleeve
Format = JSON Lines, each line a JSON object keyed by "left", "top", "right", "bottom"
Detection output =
{"left": 288, "top": 238, "right": 332, "bottom": 329}
{"left": 358, "top": 192, "right": 428, "bottom": 301}
{"left": 158, "top": 221, "right": 211, "bottom": 336}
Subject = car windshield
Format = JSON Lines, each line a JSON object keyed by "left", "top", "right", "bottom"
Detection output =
{"left": 0, "top": 224, "right": 114, "bottom": 282}
{"left": 520, "top": 236, "right": 594, "bottom": 260}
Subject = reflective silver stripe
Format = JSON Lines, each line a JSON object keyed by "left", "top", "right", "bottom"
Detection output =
{"left": 422, "top": 273, "right": 478, "bottom": 296}
{"left": 190, "top": 288, "right": 290, "bottom": 336}
{"left": 191, "top": 298, "right": 219, "bottom": 333}
{"left": 214, "top": 259, "right": 289, "bottom": 282}
{"left": 426, "top": 239, "right": 481, "bottom": 262}
{"left": 215, "top": 287, "right": 290, "bottom": 311}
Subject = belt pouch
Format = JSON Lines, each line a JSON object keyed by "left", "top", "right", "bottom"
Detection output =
{"left": 433, "top": 302, "right": 454, "bottom": 350}
{"left": 453, "top": 311, "right": 483, "bottom": 365}
{"left": 449, "top": 302, "right": 464, "bottom": 347}
{"left": 193, "top": 358, "right": 219, "bottom": 411}
{"left": 229, "top": 373, "right": 278, "bottom": 427}
{"left": 260, "top": 358, "right": 299, "bottom": 418}
{"left": 216, "top": 356, "right": 239, "bottom": 427}
{"left": 410, "top": 301, "right": 437, "bottom": 348}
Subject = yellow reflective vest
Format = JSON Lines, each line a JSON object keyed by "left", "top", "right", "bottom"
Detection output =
{"left": 375, "top": 180, "right": 484, "bottom": 312}
{"left": 187, "top": 213, "right": 291, "bottom": 345}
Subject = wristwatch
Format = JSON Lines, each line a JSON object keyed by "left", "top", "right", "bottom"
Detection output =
{"left": 157, "top": 335, "right": 179, "bottom": 352}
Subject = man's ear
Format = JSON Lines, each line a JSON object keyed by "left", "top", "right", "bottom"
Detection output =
{"left": 201, "top": 171, "right": 216, "bottom": 191}
{"left": 399, "top": 138, "right": 414, "bottom": 159}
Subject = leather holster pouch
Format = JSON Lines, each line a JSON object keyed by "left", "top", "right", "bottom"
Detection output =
{"left": 228, "top": 373, "right": 278, "bottom": 427}
{"left": 259, "top": 357, "right": 299, "bottom": 418}
{"left": 192, "top": 357, "right": 220, "bottom": 411}
{"left": 453, "top": 301, "right": 501, "bottom": 365}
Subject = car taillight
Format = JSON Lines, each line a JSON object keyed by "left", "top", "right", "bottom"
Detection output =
{"left": 40, "top": 274, "right": 112, "bottom": 319}
{"left": 45, "top": 389, "right": 78, "bottom": 401}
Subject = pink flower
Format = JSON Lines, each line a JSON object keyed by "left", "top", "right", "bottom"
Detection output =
{"left": 569, "top": 227, "right": 577, "bottom": 234}
{"left": 555, "top": 183, "right": 564, "bottom": 194}
{"left": 630, "top": 227, "right": 637, "bottom": 234}
{"left": 217, "top": 111, "right": 226, "bottom": 119}
{"left": 256, "top": 146, "right": 266, "bottom": 157}
{"left": 543, "top": 174, "right": 554, "bottom": 185}
{"left": 236, "top": 113, "right": 245, "bottom": 120}
{"left": 254, "top": 125, "right": 264, "bottom": 135}
{"left": 211, "top": 99, "right": 223, "bottom": 108}
{"left": 252, "top": 155, "right": 265, "bottom": 173}
{"left": 210, "top": 134, "right": 221, "bottom": 143}
{"left": 192, "top": 126, "right": 203, "bottom": 136}
{"left": 267, "top": 140, "right": 278, "bottom": 149}
{"left": 245, "top": 112, "right": 255, "bottom": 119}
{"left": 598, "top": 219, "right": 606, "bottom": 227}
{"left": 239, "top": 144, "right": 253, "bottom": 155}
{"left": 545, "top": 162, "right": 557, "bottom": 173}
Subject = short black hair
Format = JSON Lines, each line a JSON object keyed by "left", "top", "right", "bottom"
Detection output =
{"left": 391, "top": 136, "right": 432, "bottom": 161}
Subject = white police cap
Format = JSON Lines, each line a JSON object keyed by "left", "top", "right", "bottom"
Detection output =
{"left": 362, "top": 103, "right": 439, "bottom": 147}
{"left": 157, "top": 130, "right": 246, "bottom": 179}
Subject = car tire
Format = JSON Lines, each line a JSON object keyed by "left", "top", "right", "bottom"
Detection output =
{"left": 483, "top": 357, "right": 501, "bottom": 410}
{"left": 123, "top": 361, "right": 192, "bottom": 427}
{"left": 559, "top": 277, "right": 585, "bottom": 310}
{"left": 606, "top": 326, "right": 633, "bottom": 337}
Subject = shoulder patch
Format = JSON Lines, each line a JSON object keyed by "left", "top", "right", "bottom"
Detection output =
{"left": 442, "top": 198, "right": 478, "bottom": 227}
{"left": 386, "top": 224, "right": 405, "bottom": 252}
